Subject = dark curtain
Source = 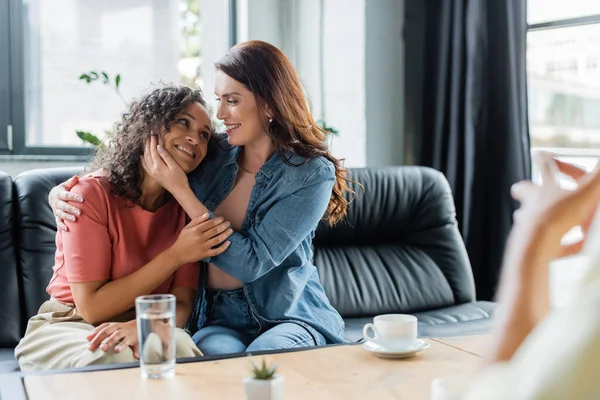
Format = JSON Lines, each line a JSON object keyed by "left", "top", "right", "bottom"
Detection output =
{"left": 406, "top": 0, "right": 531, "bottom": 300}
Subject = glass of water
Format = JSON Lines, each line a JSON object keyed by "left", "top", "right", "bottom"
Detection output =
{"left": 135, "top": 294, "right": 176, "bottom": 379}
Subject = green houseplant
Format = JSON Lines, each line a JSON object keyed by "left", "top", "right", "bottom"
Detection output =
{"left": 243, "top": 359, "right": 284, "bottom": 400}
{"left": 75, "top": 70, "right": 124, "bottom": 149}
{"left": 317, "top": 119, "right": 339, "bottom": 135}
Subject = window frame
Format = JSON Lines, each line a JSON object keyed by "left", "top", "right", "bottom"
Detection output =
{"left": 4, "top": 0, "right": 93, "bottom": 156}
{"left": 229, "top": 0, "right": 238, "bottom": 47}
{"left": 1, "top": 0, "right": 238, "bottom": 157}
{"left": 0, "top": 0, "right": 12, "bottom": 152}
{"left": 529, "top": 14, "right": 600, "bottom": 31}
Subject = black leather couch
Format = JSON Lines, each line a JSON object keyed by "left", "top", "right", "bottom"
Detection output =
{"left": 0, "top": 166, "right": 493, "bottom": 372}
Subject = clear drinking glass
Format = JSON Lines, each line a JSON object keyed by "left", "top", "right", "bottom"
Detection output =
{"left": 135, "top": 294, "right": 176, "bottom": 379}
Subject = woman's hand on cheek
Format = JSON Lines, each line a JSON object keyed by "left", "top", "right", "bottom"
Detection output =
{"left": 141, "top": 135, "right": 189, "bottom": 194}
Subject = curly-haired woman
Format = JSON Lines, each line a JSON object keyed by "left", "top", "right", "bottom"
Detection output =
{"left": 14, "top": 86, "right": 232, "bottom": 371}
{"left": 50, "top": 40, "right": 352, "bottom": 355}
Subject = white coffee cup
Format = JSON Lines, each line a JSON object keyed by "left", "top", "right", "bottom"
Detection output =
{"left": 362, "top": 314, "right": 417, "bottom": 351}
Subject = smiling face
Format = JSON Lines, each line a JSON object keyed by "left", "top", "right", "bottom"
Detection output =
{"left": 213, "top": 69, "right": 270, "bottom": 146}
{"left": 162, "top": 102, "right": 212, "bottom": 173}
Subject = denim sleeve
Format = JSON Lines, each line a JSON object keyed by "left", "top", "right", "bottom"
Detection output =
{"left": 207, "top": 166, "right": 335, "bottom": 283}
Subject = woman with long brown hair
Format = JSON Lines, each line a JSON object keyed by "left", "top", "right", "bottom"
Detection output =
{"left": 50, "top": 40, "right": 352, "bottom": 355}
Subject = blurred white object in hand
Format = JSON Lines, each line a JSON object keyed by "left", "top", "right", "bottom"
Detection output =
{"left": 430, "top": 375, "right": 470, "bottom": 400}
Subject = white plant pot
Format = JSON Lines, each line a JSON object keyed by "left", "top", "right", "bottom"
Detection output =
{"left": 243, "top": 375, "right": 284, "bottom": 400}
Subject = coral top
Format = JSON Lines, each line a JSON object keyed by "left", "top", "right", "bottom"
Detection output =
{"left": 47, "top": 172, "right": 199, "bottom": 304}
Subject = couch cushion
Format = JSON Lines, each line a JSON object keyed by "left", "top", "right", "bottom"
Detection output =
{"left": 314, "top": 167, "right": 476, "bottom": 318}
{"left": 0, "top": 348, "right": 19, "bottom": 373}
{"left": 0, "top": 171, "right": 21, "bottom": 348}
{"left": 343, "top": 301, "right": 494, "bottom": 342}
{"left": 14, "top": 167, "right": 84, "bottom": 320}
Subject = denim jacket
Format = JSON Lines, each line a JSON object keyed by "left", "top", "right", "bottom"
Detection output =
{"left": 186, "top": 135, "right": 346, "bottom": 344}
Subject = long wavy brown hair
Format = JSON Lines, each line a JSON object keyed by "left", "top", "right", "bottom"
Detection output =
{"left": 91, "top": 85, "right": 208, "bottom": 202}
{"left": 215, "top": 40, "right": 353, "bottom": 225}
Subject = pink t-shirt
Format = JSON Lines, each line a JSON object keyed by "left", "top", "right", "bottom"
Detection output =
{"left": 47, "top": 173, "right": 199, "bottom": 304}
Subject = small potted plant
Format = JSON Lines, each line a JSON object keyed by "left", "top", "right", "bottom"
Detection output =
{"left": 243, "top": 358, "right": 284, "bottom": 400}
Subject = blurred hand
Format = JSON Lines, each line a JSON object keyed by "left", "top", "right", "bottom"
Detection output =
{"left": 510, "top": 153, "right": 600, "bottom": 262}
{"left": 489, "top": 153, "right": 600, "bottom": 362}
{"left": 508, "top": 154, "right": 600, "bottom": 318}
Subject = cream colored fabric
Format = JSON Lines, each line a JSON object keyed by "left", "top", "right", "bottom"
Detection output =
{"left": 15, "top": 299, "right": 202, "bottom": 371}
{"left": 463, "top": 260, "right": 600, "bottom": 399}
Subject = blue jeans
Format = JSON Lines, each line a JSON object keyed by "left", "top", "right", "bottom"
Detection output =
{"left": 192, "top": 288, "right": 326, "bottom": 355}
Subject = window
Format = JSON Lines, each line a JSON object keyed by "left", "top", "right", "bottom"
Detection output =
{"left": 528, "top": 1, "right": 600, "bottom": 249}
{"left": 527, "top": 0, "right": 600, "bottom": 162}
{"left": 0, "top": 0, "right": 233, "bottom": 156}
{"left": 528, "top": 0, "right": 600, "bottom": 25}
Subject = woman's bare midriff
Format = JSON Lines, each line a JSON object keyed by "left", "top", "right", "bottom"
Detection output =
{"left": 206, "top": 264, "right": 244, "bottom": 289}
{"left": 206, "top": 168, "right": 255, "bottom": 290}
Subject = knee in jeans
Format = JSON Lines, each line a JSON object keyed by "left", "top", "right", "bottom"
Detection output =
{"left": 193, "top": 326, "right": 248, "bottom": 355}
{"left": 247, "top": 324, "right": 321, "bottom": 352}
{"left": 247, "top": 334, "right": 299, "bottom": 351}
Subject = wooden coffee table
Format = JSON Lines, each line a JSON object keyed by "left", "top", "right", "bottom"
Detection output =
{"left": 431, "top": 334, "right": 490, "bottom": 358}
{"left": 19, "top": 336, "right": 489, "bottom": 400}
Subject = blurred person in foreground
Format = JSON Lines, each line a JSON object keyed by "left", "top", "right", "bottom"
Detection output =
{"left": 463, "top": 153, "right": 600, "bottom": 399}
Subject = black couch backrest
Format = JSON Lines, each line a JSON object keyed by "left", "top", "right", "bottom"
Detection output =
{"left": 10, "top": 166, "right": 475, "bottom": 324}
{"left": 13, "top": 167, "right": 84, "bottom": 321}
{"left": 313, "top": 167, "right": 475, "bottom": 318}
{"left": 0, "top": 172, "right": 20, "bottom": 347}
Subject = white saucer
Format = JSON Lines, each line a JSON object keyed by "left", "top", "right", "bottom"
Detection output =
{"left": 362, "top": 339, "right": 430, "bottom": 359}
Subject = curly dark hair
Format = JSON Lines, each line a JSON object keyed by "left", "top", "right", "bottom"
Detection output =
{"left": 90, "top": 85, "right": 208, "bottom": 202}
